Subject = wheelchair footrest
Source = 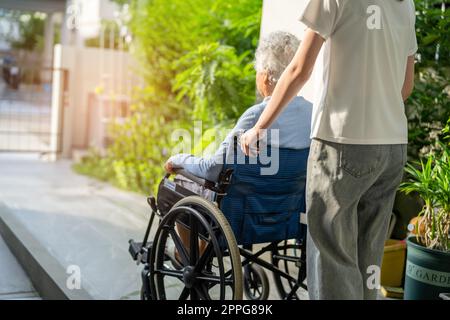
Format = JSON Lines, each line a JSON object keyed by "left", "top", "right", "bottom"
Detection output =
{"left": 129, "top": 239, "right": 155, "bottom": 264}
{"left": 128, "top": 240, "right": 143, "bottom": 261}
{"left": 129, "top": 239, "right": 153, "bottom": 264}
{"left": 129, "top": 239, "right": 177, "bottom": 265}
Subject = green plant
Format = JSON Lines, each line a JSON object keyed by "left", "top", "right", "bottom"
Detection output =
{"left": 173, "top": 42, "right": 255, "bottom": 126}
{"left": 404, "top": 0, "right": 450, "bottom": 161}
{"left": 9, "top": 11, "right": 46, "bottom": 51}
{"left": 75, "top": 0, "right": 262, "bottom": 194}
{"left": 405, "top": 68, "right": 450, "bottom": 159}
{"left": 414, "top": 0, "right": 450, "bottom": 68}
{"left": 401, "top": 119, "right": 450, "bottom": 252}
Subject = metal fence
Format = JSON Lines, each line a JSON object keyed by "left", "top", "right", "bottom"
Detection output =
{"left": 0, "top": 67, "right": 67, "bottom": 153}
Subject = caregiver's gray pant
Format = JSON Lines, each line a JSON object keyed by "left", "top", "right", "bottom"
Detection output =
{"left": 306, "top": 139, "right": 407, "bottom": 300}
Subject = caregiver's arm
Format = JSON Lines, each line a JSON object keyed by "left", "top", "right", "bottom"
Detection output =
{"left": 240, "top": 28, "right": 324, "bottom": 155}
{"left": 402, "top": 55, "right": 415, "bottom": 101}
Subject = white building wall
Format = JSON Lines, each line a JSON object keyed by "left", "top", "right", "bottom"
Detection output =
{"left": 261, "top": 0, "right": 320, "bottom": 102}
{"left": 77, "top": 0, "right": 120, "bottom": 40}
{"left": 52, "top": 44, "right": 140, "bottom": 157}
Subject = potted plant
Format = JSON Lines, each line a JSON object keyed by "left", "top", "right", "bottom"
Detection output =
{"left": 400, "top": 119, "right": 450, "bottom": 300}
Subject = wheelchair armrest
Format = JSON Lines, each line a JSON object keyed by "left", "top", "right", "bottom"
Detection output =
{"left": 173, "top": 168, "right": 216, "bottom": 190}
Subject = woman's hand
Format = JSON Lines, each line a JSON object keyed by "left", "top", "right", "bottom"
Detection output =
{"left": 164, "top": 160, "right": 175, "bottom": 174}
{"left": 240, "top": 127, "right": 263, "bottom": 157}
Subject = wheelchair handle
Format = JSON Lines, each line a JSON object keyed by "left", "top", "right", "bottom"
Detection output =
{"left": 173, "top": 168, "right": 215, "bottom": 189}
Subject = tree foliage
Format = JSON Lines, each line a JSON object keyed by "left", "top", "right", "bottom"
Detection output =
{"left": 76, "top": 0, "right": 262, "bottom": 194}
{"left": 405, "top": 0, "right": 450, "bottom": 161}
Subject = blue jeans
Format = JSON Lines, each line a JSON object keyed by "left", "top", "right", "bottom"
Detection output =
{"left": 306, "top": 139, "right": 407, "bottom": 300}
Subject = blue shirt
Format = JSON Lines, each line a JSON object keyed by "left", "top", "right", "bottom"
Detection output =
{"left": 169, "top": 96, "right": 313, "bottom": 182}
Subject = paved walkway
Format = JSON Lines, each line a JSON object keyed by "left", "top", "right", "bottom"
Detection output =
{"left": 0, "top": 153, "right": 149, "bottom": 299}
{"left": 0, "top": 153, "right": 309, "bottom": 300}
{"left": 0, "top": 234, "right": 40, "bottom": 300}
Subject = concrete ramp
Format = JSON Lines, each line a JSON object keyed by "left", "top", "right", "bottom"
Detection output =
{"left": 0, "top": 154, "right": 154, "bottom": 299}
{"left": 0, "top": 203, "right": 90, "bottom": 299}
{"left": 0, "top": 233, "right": 40, "bottom": 300}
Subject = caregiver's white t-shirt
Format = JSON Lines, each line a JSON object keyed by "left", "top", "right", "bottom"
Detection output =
{"left": 299, "top": 0, "right": 418, "bottom": 144}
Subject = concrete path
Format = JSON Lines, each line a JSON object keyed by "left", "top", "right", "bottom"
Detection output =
{"left": 0, "top": 234, "right": 40, "bottom": 300}
{"left": 0, "top": 153, "right": 310, "bottom": 300}
{"left": 0, "top": 153, "right": 150, "bottom": 299}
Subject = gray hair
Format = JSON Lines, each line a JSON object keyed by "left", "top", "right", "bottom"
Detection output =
{"left": 254, "top": 31, "right": 300, "bottom": 83}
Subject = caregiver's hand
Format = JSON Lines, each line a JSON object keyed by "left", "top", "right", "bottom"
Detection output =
{"left": 240, "top": 127, "right": 265, "bottom": 157}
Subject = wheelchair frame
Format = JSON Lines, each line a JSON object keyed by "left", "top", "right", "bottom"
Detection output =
{"left": 129, "top": 168, "right": 307, "bottom": 300}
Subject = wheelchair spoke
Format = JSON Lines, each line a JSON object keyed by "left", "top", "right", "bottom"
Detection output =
{"left": 253, "top": 286, "right": 261, "bottom": 296}
{"left": 169, "top": 229, "right": 189, "bottom": 266}
{"left": 198, "top": 274, "right": 234, "bottom": 286}
{"left": 156, "top": 268, "right": 184, "bottom": 280}
{"left": 193, "top": 284, "right": 210, "bottom": 300}
{"left": 194, "top": 242, "right": 213, "bottom": 272}
{"left": 179, "top": 287, "right": 190, "bottom": 300}
{"left": 285, "top": 283, "right": 300, "bottom": 300}
{"left": 189, "top": 214, "right": 199, "bottom": 265}
{"left": 190, "top": 288, "right": 198, "bottom": 300}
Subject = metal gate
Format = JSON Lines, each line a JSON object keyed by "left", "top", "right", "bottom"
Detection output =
{"left": 0, "top": 66, "right": 67, "bottom": 154}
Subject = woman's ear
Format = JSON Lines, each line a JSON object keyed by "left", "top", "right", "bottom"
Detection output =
{"left": 256, "top": 71, "right": 273, "bottom": 97}
{"left": 262, "top": 71, "right": 276, "bottom": 96}
{"left": 262, "top": 71, "right": 271, "bottom": 87}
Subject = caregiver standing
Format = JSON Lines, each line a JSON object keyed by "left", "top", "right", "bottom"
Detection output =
{"left": 240, "top": 0, "right": 417, "bottom": 300}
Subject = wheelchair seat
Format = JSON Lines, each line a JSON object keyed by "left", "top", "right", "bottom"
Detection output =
{"left": 219, "top": 147, "right": 309, "bottom": 246}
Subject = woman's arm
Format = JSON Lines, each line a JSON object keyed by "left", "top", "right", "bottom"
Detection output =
{"left": 241, "top": 29, "right": 324, "bottom": 156}
{"left": 165, "top": 107, "right": 259, "bottom": 181}
{"left": 402, "top": 55, "right": 415, "bottom": 101}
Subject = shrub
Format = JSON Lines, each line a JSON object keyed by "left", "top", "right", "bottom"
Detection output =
{"left": 75, "top": 0, "right": 262, "bottom": 194}
{"left": 401, "top": 119, "right": 450, "bottom": 252}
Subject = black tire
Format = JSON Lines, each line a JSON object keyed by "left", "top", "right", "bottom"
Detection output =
{"left": 149, "top": 196, "right": 243, "bottom": 300}
{"left": 271, "top": 240, "right": 307, "bottom": 300}
{"left": 243, "top": 264, "right": 269, "bottom": 300}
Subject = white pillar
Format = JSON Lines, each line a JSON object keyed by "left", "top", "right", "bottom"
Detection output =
{"left": 60, "top": 9, "right": 70, "bottom": 46}
{"left": 261, "top": 0, "right": 316, "bottom": 101}
{"left": 42, "top": 12, "right": 54, "bottom": 82}
{"left": 61, "top": 0, "right": 80, "bottom": 46}
{"left": 50, "top": 45, "right": 63, "bottom": 161}
{"left": 50, "top": 44, "right": 72, "bottom": 160}
{"left": 43, "top": 13, "right": 54, "bottom": 67}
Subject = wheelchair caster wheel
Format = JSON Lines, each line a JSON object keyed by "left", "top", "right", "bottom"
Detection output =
{"left": 244, "top": 264, "right": 269, "bottom": 300}
{"left": 271, "top": 240, "right": 307, "bottom": 300}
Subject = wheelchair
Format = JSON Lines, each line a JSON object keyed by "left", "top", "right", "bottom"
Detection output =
{"left": 129, "top": 145, "right": 309, "bottom": 300}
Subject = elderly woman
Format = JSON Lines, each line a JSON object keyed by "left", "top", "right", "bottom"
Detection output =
{"left": 165, "top": 31, "right": 312, "bottom": 183}
{"left": 162, "top": 31, "right": 312, "bottom": 268}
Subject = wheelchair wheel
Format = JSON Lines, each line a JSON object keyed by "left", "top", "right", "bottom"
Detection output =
{"left": 149, "top": 196, "right": 243, "bottom": 300}
{"left": 141, "top": 285, "right": 150, "bottom": 300}
{"left": 271, "top": 239, "right": 307, "bottom": 300}
{"left": 243, "top": 264, "right": 269, "bottom": 300}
